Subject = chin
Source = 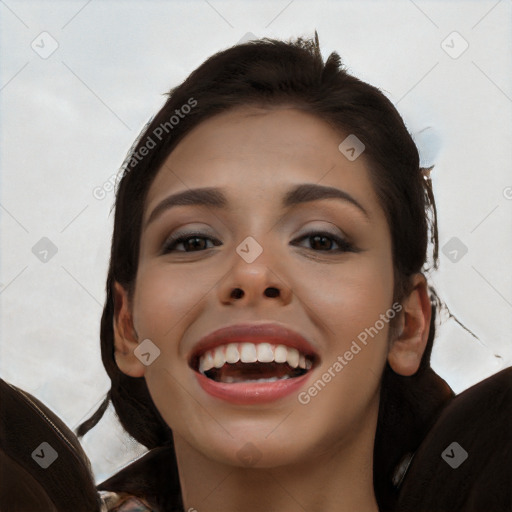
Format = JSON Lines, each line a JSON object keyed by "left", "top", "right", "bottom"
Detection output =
{"left": 196, "top": 429, "right": 310, "bottom": 469}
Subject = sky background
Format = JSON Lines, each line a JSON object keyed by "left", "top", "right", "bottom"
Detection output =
{"left": 1, "top": 0, "right": 511, "bottom": 484}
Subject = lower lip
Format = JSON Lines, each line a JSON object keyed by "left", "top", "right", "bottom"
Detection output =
{"left": 194, "top": 370, "right": 312, "bottom": 405}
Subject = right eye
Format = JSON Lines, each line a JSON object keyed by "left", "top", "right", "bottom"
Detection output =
{"left": 162, "top": 232, "right": 223, "bottom": 253}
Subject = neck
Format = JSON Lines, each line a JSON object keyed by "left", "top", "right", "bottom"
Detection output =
{"left": 173, "top": 420, "right": 380, "bottom": 512}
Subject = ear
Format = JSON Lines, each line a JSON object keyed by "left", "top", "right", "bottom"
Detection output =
{"left": 387, "top": 273, "right": 431, "bottom": 376}
{"left": 113, "top": 281, "right": 145, "bottom": 378}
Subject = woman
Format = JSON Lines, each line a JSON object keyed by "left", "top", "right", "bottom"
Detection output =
{"left": 77, "top": 33, "right": 456, "bottom": 511}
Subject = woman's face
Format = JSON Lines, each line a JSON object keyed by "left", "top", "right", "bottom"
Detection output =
{"left": 121, "top": 106, "right": 396, "bottom": 467}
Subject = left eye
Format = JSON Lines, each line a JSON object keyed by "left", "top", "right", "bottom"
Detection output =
{"left": 291, "top": 231, "right": 356, "bottom": 252}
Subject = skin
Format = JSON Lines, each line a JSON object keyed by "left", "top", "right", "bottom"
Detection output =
{"left": 113, "top": 106, "right": 431, "bottom": 512}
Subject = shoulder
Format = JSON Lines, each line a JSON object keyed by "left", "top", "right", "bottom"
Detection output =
{"left": 397, "top": 367, "right": 512, "bottom": 511}
{"left": 100, "top": 490, "right": 154, "bottom": 511}
{"left": 97, "top": 446, "right": 183, "bottom": 512}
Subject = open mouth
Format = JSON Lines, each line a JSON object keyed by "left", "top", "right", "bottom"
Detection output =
{"left": 191, "top": 342, "right": 315, "bottom": 384}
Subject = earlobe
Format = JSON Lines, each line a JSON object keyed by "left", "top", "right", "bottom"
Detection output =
{"left": 112, "top": 281, "right": 145, "bottom": 378}
{"left": 387, "top": 274, "right": 431, "bottom": 377}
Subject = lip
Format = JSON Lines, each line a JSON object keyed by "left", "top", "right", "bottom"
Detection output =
{"left": 195, "top": 371, "right": 312, "bottom": 405}
{"left": 189, "top": 322, "right": 319, "bottom": 363}
{"left": 189, "top": 322, "right": 319, "bottom": 405}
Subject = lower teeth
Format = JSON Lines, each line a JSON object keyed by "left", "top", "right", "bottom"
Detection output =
{"left": 221, "top": 375, "right": 290, "bottom": 384}
{"left": 199, "top": 362, "right": 308, "bottom": 383}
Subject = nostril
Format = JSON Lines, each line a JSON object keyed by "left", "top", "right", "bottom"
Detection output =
{"left": 231, "top": 288, "right": 244, "bottom": 299}
{"left": 265, "top": 287, "right": 279, "bottom": 298}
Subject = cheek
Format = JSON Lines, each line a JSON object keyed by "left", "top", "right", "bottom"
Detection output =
{"left": 296, "top": 255, "right": 394, "bottom": 343}
{"left": 292, "top": 249, "right": 395, "bottom": 414}
{"left": 131, "top": 264, "right": 201, "bottom": 343}
{"left": 288, "top": 259, "right": 394, "bottom": 446}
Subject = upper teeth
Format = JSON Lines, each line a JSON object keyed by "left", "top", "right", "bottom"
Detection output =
{"left": 198, "top": 342, "right": 313, "bottom": 374}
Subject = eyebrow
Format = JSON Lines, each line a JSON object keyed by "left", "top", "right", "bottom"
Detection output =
{"left": 145, "top": 183, "right": 369, "bottom": 227}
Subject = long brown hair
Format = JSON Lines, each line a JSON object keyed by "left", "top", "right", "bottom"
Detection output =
{"left": 77, "top": 33, "right": 453, "bottom": 510}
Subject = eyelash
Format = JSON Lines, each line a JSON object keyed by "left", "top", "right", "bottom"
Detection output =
{"left": 161, "top": 230, "right": 357, "bottom": 254}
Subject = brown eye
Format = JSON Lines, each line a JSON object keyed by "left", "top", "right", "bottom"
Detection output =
{"left": 181, "top": 236, "right": 209, "bottom": 251}
{"left": 162, "top": 232, "right": 221, "bottom": 253}
{"left": 292, "top": 231, "right": 356, "bottom": 253}
{"left": 309, "top": 234, "right": 334, "bottom": 250}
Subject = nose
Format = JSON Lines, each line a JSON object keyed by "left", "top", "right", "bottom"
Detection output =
{"left": 218, "top": 249, "right": 293, "bottom": 307}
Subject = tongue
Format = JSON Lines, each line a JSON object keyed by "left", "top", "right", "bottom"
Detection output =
{"left": 205, "top": 361, "right": 302, "bottom": 383}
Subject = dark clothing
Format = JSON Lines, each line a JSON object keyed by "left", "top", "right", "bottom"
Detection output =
{"left": 396, "top": 366, "right": 512, "bottom": 512}
{"left": 96, "top": 367, "right": 512, "bottom": 512}
{"left": 1, "top": 368, "right": 510, "bottom": 511}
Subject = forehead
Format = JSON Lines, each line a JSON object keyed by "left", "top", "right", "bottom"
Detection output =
{"left": 144, "top": 106, "right": 381, "bottom": 219}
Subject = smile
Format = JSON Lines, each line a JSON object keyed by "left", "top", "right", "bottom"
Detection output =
{"left": 188, "top": 323, "right": 319, "bottom": 404}
{"left": 195, "top": 342, "right": 314, "bottom": 383}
